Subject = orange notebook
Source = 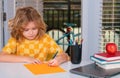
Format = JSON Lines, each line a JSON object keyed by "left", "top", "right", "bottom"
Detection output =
{"left": 24, "top": 63, "right": 66, "bottom": 75}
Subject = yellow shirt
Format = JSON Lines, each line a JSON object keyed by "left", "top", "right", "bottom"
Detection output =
{"left": 2, "top": 34, "right": 63, "bottom": 61}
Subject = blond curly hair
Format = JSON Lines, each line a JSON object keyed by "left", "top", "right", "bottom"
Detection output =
{"left": 8, "top": 6, "right": 46, "bottom": 42}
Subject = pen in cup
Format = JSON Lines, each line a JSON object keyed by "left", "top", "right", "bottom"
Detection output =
{"left": 73, "top": 38, "right": 83, "bottom": 45}
{"left": 52, "top": 51, "right": 58, "bottom": 59}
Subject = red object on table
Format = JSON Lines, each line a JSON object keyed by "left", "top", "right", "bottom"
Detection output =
{"left": 106, "top": 43, "right": 117, "bottom": 55}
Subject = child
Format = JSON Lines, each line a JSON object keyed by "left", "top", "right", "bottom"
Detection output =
{"left": 0, "top": 6, "right": 69, "bottom": 66}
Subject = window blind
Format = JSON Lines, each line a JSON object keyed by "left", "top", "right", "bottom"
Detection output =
{"left": 100, "top": 0, "right": 120, "bottom": 52}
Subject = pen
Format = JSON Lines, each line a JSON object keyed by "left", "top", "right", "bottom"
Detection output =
{"left": 52, "top": 51, "right": 58, "bottom": 59}
{"left": 77, "top": 38, "right": 83, "bottom": 45}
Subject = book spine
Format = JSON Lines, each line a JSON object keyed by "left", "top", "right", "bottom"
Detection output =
{"left": 90, "top": 56, "right": 105, "bottom": 64}
{"left": 91, "top": 56, "right": 120, "bottom": 65}
{"left": 94, "top": 54, "right": 120, "bottom": 61}
{"left": 96, "top": 62, "right": 120, "bottom": 69}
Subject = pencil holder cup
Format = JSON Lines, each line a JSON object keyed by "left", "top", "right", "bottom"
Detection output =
{"left": 70, "top": 44, "right": 82, "bottom": 64}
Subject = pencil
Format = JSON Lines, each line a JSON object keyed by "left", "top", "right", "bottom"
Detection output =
{"left": 52, "top": 51, "right": 58, "bottom": 59}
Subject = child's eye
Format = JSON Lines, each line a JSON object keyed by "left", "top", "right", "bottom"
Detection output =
{"left": 32, "top": 28, "right": 37, "bottom": 30}
{"left": 23, "top": 29, "right": 29, "bottom": 31}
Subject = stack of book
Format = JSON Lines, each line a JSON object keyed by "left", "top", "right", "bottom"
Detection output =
{"left": 90, "top": 51, "right": 120, "bottom": 69}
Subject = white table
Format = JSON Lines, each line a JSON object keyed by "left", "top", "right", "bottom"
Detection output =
{"left": 0, "top": 61, "right": 120, "bottom": 78}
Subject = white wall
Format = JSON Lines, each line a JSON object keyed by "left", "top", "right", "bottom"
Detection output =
{"left": 3, "top": 0, "right": 15, "bottom": 47}
{"left": 81, "top": 0, "right": 102, "bottom": 62}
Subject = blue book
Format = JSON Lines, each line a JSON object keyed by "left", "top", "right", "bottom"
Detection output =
{"left": 90, "top": 56, "right": 120, "bottom": 65}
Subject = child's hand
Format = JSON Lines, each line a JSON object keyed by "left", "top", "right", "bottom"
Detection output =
{"left": 48, "top": 59, "right": 59, "bottom": 66}
{"left": 24, "top": 57, "right": 42, "bottom": 64}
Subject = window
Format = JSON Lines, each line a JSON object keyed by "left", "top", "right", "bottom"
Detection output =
{"left": 43, "top": 0, "right": 81, "bottom": 52}
{"left": 100, "top": 0, "right": 120, "bottom": 52}
{"left": 43, "top": 0, "right": 81, "bottom": 29}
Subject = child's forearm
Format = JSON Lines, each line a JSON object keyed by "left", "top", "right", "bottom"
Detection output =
{"left": 55, "top": 52, "right": 69, "bottom": 64}
{"left": 0, "top": 52, "right": 26, "bottom": 62}
{"left": 0, "top": 52, "right": 41, "bottom": 63}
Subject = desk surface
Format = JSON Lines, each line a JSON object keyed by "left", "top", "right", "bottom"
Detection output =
{"left": 0, "top": 61, "right": 120, "bottom": 78}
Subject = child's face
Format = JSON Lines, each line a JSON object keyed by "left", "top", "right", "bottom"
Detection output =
{"left": 22, "top": 21, "right": 38, "bottom": 40}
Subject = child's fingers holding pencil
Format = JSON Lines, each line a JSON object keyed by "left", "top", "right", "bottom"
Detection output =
{"left": 48, "top": 59, "right": 59, "bottom": 67}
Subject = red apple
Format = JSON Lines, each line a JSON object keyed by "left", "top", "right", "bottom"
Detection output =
{"left": 106, "top": 43, "right": 117, "bottom": 55}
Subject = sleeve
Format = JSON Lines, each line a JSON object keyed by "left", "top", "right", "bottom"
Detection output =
{"left": 2, "top": 37, "right": 17, "bottom": 54}
{"left": 45, "top": 34, "right": 64, "bottom": 60}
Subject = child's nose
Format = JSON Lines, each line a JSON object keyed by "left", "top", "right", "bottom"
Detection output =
{"left": 29, "top": 30, "right": 33, "bottom": 34}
